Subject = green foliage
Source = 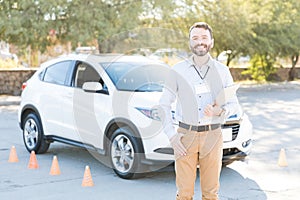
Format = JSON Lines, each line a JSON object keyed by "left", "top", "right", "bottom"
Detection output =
{"left": 242, "top": 54, "right": 277, "bottom": 82}
{"left": 0, "top": 1, "right": 52, "bottom": 52}
{"left": 0, "top": 0, "right": 299, "bottom": 80}
{"left": 0, "top": 58, "right": 19, "bottom": 69}
{"left": 200, "top": 0, "right": 253, "bottom": 66}
{"left": 100, "top": 27, "right": 186, "bottom": 54}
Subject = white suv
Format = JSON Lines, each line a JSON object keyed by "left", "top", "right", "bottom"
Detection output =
{"left": 18, "top": 54, "right": 252, "bottom": 179}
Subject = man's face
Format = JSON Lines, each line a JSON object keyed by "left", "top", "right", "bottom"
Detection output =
{"left": 189, "top": 27, "right": 214, "bottom": 56}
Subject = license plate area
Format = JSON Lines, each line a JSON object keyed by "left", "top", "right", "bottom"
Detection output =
{"left": 222, "top": 128, "right": 232, "bottom": 142}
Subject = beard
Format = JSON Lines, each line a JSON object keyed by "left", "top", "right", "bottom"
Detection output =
{"left": 190, "top": 43, "right": 212, "bottom": 56}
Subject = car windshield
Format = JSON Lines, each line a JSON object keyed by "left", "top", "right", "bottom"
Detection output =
{"left": 102, "top": 62, "right": 168, "bottom": 92}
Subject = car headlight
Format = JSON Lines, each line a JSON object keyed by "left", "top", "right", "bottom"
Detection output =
{"left": 228, "top": 114, "right": 237, "bottom": 119}
{"left": 135, "top": 107, "right": 161, "bottom": 121}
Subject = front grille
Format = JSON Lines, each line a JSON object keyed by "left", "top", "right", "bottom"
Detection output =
{"left": 222, "top": 123, "right": 240, "bottom": 141}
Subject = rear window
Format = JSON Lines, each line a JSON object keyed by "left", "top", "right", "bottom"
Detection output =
{"left": 42, "top": 61, "right": 72, "bottom": 85}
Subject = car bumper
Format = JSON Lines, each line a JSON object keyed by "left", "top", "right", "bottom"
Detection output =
{"left": 222, "top": 147, "right": 251, "bottom": 163}
{"left": 140, "top": 113, "right": 253, "bottom": 166}
{"left": 143, "top": 145, "right": 251, "bottom": 164}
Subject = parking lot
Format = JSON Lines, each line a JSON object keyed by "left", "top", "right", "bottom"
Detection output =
{"left": 0, "top": 81, "right": 300, "bottom": 200}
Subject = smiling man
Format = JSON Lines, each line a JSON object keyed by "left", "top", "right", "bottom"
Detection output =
{"left": 159, "top": 22, "right": 239, "bottom": 200}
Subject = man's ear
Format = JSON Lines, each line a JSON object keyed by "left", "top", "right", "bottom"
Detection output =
{"left": 211, "top": 38, "right": 214, "bottom": 48}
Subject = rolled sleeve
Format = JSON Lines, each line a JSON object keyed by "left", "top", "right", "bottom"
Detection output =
{"left": 159, "top": 69, "right": 178, "bottom": 139}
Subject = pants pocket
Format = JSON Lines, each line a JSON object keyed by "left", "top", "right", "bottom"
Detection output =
{"left": 199, "top": 128, "right": 222, "bottom": 159}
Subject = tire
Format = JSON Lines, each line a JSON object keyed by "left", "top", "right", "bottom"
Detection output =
{"left": 22, "top": 113, "right": 50, "bottom": 154}
{"left": 109, "top": 127, "right": 145, "bottom": 179}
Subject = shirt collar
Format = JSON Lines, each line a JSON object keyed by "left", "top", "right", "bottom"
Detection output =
{"left": 189, "top": 54, "right": 214, "bottom": 70}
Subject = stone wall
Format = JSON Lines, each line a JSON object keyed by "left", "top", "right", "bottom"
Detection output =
{"left": 0, "top": 69, "right": 36, "bottom": 95}
{"left": 230, "top": 67, "right": 300, "bottom": 81}
{"left": 0, "top": 67, "right": 299, "bottom": 96}
{"left": 229, "top": 68, "right": 251, "bottom": 81}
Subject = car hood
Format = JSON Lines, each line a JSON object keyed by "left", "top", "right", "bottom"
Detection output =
{"left": 117, "top": 91, "right": 242, "bottom": 122}
{"left": 121, "top": 91, "right": 162, "bottom": 108}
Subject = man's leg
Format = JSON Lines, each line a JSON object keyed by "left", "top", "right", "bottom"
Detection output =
{"left": 175, "top": 130, "right": 199, "bottom": 200}
{"left": 175, "top": 152, "right": 198, "bottom": 200}
{"left": 198, "top": 129, "right": 223, "bottom": 200}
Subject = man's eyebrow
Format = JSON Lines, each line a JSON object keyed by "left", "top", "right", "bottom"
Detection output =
{"left": 191, "top": 35, "right": 208, "bottom": 38}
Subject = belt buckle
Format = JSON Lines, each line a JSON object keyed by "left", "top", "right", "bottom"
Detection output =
{"left": 202, "top": 125, "right": 211, "bottom": 132}
{"left": 199, "top": 125, "right": 208, "bottom": 132}
{"left": 188, "top": 125, "right": 193, "bottom": 131}
{"left": 208, "top": 125, "right": 211, "bottom": 131}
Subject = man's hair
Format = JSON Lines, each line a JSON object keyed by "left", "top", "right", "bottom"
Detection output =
{"left": 189, "top": 22, "right": 213, "bottom": 39}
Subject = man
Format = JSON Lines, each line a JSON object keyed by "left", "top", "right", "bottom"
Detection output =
{"left": 159, "top": 22, "right": 239, "bottom": 200}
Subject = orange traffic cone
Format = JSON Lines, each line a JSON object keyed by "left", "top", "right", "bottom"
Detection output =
{"left": 28, "top": 151, "right": 39, "bottom": 169}
{"left": 278, "top": 148, "right": 288, "bottom": 167}
{"left": 49, "top": 155, "right": 61, "bottom": 175}
{"left": 8, "top": 146, "right": 19, "bottom": 163}
{"left": 81, "top": 165, "right": 94, "bottom": 187}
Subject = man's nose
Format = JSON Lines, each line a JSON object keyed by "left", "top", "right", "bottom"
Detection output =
{"left": 195, "top": 39, "right": 204, "bottom": 45}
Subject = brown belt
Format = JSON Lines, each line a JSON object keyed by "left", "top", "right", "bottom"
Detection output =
{"left": 179, "top": 121, "right": 220, "bottom": 132}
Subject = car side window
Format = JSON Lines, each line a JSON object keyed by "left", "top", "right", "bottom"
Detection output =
{"left": 74, "top": 62, "right": 101, "bottom": 88}
{"left": 74, "top": 62, "right": 108, "bottom": 94}
{"left": 43, "top": 61, "right": 72, "bottom": 85}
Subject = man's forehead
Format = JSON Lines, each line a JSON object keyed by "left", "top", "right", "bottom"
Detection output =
{"left": 190, "top": 27, "right": 211, "bottom": 37}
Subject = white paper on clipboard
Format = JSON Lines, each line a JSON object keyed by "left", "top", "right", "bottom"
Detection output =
{"left": 215, "top": 84, "right": 239, "bottom": 106}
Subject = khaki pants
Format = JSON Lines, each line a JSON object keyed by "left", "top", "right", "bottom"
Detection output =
{"left": 175, "top": 127, "right": 223, "bottom": 200}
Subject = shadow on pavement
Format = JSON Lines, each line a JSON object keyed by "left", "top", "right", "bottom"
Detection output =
{"left": 220, "top": 166, "right": 267, "bottom": 200}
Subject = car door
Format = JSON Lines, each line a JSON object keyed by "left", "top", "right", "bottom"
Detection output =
{"left": 38, "top": 60, "right": 73, "bottom": 136}
{"left": 62, "top": 61, "right": 111, "bottom": 148}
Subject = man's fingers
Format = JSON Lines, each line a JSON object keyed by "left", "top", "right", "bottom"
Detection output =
{"left": 174, "top": 141, "right": 186, "bottom": 156}
{"left": 204, "top": 104, "right": 222, "bottom": 116}
{"left": 204, "top": 105, "right": 213, "bottom": 116}
{"left": 171, "top": 133, "right": 187, "bottom": 156}
{"left": 177, "top": 133, "right": 186, "bottom": 154}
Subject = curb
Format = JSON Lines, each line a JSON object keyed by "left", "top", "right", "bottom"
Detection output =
{"left": 239, "top": 81, "right": 300, "bottom": 91}
{"left": 0, "top": 95, "right": 21, "bottom": 106}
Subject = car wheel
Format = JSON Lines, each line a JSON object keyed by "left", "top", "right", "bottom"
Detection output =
{"left": 109, "top": 127, "right": 145, "bottom": 179}
{"left": 23, "top": 113, "right": 50, "bottom": 154}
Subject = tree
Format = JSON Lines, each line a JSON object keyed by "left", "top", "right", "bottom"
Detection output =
{"left": 245, "top": 0, "right": 300, "bottom": 81}
{"left": 273, "top": 0, "right": 300, "bottom": 81}
{"left": 198, "top": 0, "right": 253, "bottom": 66}
{"left": 150, "top": 0, "right": 253, "bottom": 66}
{"left": 0, "top": 0, "right": 145, "bottom": 64}
{"left": 0, "top": 1, "right": 49, "bottom": 65}
{"left": 99, "top": 0, "right": 180, "bottom": 53}
{"left": 1, "top": 0, "right": 299, "bottom": 79}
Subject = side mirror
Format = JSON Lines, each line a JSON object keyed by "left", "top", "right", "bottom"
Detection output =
{"left": 82, "top": 82, "right": 103, "bottom": 93}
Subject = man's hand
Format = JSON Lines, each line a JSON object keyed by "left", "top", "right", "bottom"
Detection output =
{"left": 170, "top": 133, "right": 187, "bottom": 156}
{"left": 204, "top": 104, "right": 223, "bottom": 117}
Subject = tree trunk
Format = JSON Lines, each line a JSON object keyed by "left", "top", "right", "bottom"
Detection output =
{"left": 226, "top": 52, "right": 235, "bottom": 67}
{"left": 288, "top": 54, "right": 299, "bottom": 81}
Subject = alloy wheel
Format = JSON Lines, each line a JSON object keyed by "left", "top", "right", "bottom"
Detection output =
{"left": 111, "top": 134, "right": 135, "bottom": 173}
{"left": 24, "top": 118, "right": 39, "bottom": 149}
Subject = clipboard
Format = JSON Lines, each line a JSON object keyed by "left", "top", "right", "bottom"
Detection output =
{"left": 215, "top": 84, "right": 239, "bottom": 106}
